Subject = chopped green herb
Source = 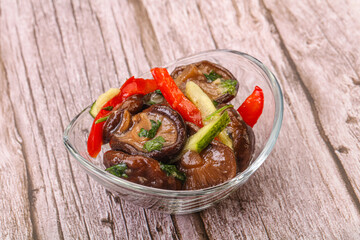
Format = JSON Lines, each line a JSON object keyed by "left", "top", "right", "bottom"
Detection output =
{"left": 204, "top": 70, "right": 223, "bottom": 82}
{"left": 204, "top": 105, "right": 233, "bottom": 121}
{"left": 221, "top": 79, "right": 237, "bottom": 95}
{"left": 143, "top": 136, "right": 165, "bottom": 152}
{"left": 102, "top": 106, "right": 113, "bottom": 111}
{"left": 138, "top": 120, "right": 162, "bottom": 138}
{"left": 155, "top": 89, "right": 163, "bottom": 96}
{"left": 160, "top": 163, "right": 186, "bottom": 182}
{"left": 95, "top": 115, "right": 109, "bottom": 124}
{"left": 106, "top": 163, "right": 128, "bottom": 178}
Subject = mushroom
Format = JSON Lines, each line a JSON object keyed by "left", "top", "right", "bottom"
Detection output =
{"left": 171, "top": 61, "right": 239, "bottom": 104}
{"left": 103, "top": 94, "right": 144, "bottom": 143}
{"left": 224, "top": 107, "right": 255, "bottom": 171}
{"left": 177, "top": 140, "right": 237, "bottom": 190}
{"left": 104, "top": 150, "right": 182, "bottom": 190}
{"left": 109, "top": 105, "right": 187, "bottom": 163}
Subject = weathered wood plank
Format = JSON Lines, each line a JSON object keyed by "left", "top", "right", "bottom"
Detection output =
{"left": 2, "top": 0, "right": 125, "bottom": 238}
{"left": 263, "top": 0, "right": 360, "bottom": 201}
{"left": 0, "top": 50, "right": 33, "bottom": 239}
{"left": 143, "top": 0, "right": 360, "bottom": 238}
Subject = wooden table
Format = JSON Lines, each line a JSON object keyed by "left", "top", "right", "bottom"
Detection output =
{"left": 1, "top": 0, "right": 359, "bottom": 239}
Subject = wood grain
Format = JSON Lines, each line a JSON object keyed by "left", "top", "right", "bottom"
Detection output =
{"left": 0, "top": 0, "right": 359, "bottom": 239}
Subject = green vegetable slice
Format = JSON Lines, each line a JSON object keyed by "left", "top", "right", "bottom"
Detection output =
{"left": 90, "top": 88, "right": 120, "bottom": 118}
{"left": 184, "top": 112, "right": 230, "bottom": 153}
{"left": 185, "top": 81, "right": 233, "bottom": 149}
{"left": 106, "top": 163, "right": 128, "bottom": 178}
{"left": 204, "top": 104, "right": 233, "bottom": 121}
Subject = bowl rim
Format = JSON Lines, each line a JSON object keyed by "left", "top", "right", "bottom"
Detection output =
{"left": 63, "top": 49, "right": 284, "bottom": 197}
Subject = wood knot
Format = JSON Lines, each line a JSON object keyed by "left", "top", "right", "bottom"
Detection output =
{"left": 346, "top": 115, "right": 358, "bottom": 124}
{"left": 351, "top": 77, "right": 360, "bottom": 86}
{"left": 101, "top": 213, "right": 114, "bottom": 228}
{"left": 156, "top": 224, "right": 163, "bottom": 233}
{"left": 337, "top": 146, "right": 349, "bottom": 154}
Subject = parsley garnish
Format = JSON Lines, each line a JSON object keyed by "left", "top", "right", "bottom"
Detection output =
{"left": 160, "top": 163, "right": 186, "bottom": 182}
{"left": 221, "top": 79, "right": 237, "bottom": 95}
{"left": 155, "top": 89, "right": 163, "bottom": 96}
{"left": 138, "top": 120, "right": 162, "bottom": 138}
{"left": 106, "top": 163, "right": 128, "bottom": 178}
{"left": 143, "top": 136, "right": 165, "bottom": 152}
{"left": 204, "top": 70, "right": 223, "bottom": 82}
{"left": 159, "top": 163, "right": 186, "bottom": 182}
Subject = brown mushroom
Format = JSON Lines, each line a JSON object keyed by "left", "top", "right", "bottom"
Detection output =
{"left": 102, "top": 94, "right": 144, "bottom": 143}
{"left": 178, "top": 141, "right": 237, "bottom": 190}
{"left": 104, "top": 150, "right": 182, "bottom": 190}
{"left": 225, "top": 107, "right": 255, "bottom": 171}
{"left": 109, "top": 105, "right": 187, "bottom": 163}
{"left": 171, "top": 61, "right": 239, "bottom": 104}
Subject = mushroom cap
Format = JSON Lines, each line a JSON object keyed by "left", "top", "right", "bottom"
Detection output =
{"left": 171, "top": 60, "right": 239, "bottom": 104}
{"left": 104, "top": 150, "right": 182, "bottom": 190}
{"left": 178, "top": 141, "right": 237, "bottom": 190}
{"left": 109, "top": 105, "right": 187, "bottom": 163}
{"left": 225, "top": 107, "right": 255, "bottom": 171}
{"left": 103, "top": 94, "right": 144, "bottom": 144}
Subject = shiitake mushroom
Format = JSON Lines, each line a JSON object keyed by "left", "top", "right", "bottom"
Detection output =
{"left": 103, "top": 94, "right": 144, "bottom": 143}
{"left": 224, "top": 107, "right": 255, "bottom": 171}
{"left": 109, "top": 105, "right": 187, "bottom": 163}
{"left": 171, "top": 61, "right": 239, "bottom": 104}
{"left": 104, "top": 150, "right": 182, "bottom": 190}
{"left": 177, "top": 141, "right": 237, "bottom": 190}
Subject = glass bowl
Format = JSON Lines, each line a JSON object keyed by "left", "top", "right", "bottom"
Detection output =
{"left": 63, "top": 50, "right": 284, "bottom": 214}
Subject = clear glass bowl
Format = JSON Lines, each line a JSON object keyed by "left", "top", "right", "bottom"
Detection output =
{"left": 63, "top": 50, "right": 284, "bottom": 214}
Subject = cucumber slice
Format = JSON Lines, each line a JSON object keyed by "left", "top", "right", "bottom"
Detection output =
{"left": 185, "top": 81, "right": 233, "bottom": 149}
{"left": 89, "top": 88, "right": 120, "bottom": 118}
{"left": 184, "top": 111, "right": 230, "bottom": 153}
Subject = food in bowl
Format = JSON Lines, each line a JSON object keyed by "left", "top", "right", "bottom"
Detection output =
{"left": 86, "top": 61, "right": 264, "bottom": 191}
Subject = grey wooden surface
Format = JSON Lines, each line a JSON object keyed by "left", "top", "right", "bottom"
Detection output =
{"left": 1, "top": 0, "right": 359, "bottom": 239}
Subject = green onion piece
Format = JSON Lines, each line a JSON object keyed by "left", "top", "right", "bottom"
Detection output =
{"left": 102, "top": 106, "right": 113, "bottom": 111}
{"left": 95, "top": 115, "right": 109, "bottom": 124}
{"left": 204, "top": 105, "right": 233, "bottom": 121}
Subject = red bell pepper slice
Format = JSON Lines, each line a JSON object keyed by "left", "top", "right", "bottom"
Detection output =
{"left": 237, "top": 86, "right": 264, "bottom": 127}
{"left": 87, "top": 77, "right": 158, "bottom": 157}
{"left": 151, "top": 68, "right": 203, "bottom": 127}
{"left": 118, "top": 76, "right": 158, "bottom": 103}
